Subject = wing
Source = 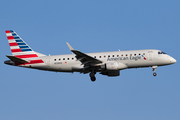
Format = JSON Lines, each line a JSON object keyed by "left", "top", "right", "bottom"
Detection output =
{"left": 66, "top": 42, "right": 102, "bottom": 66}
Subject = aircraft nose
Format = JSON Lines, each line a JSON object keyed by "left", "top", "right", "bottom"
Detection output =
{"left": 170, "top": 57, "right": 177, "bottom": 63}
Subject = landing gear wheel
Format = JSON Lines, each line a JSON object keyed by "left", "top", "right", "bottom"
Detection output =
{"left": 91, "top": 77, "right": 96, "bottom": 82}
{"left": 89, "top": 70, "right": 96, "bottom": 82}
{"left": 153, "top": 72, "right": 157, "bottom": 76}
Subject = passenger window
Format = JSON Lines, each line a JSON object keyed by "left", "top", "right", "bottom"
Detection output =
{"left": 134, "top": 54, "right": 136, "bottom": 56}
{"left": 108, "top": 55, "right": 110, "bottom": 57}
{"left": 143, "top": 53, "right": 145, "bottom": 55}
{"left": 117, "top": 55, "right": 119, "bottom": 57}
{"left": 72, "top": 58, "right": 74, "bottom": 60}
{"left": 63, "top": 58, "right": 65, "bottom": 60}
{"left": 104, "top": 56, "right": 106, "bottom": 58}
{"left": 112, "top": 55, "right": 114, "bottom": 57}
{"left": 126, "top": 54, "right": 128, "bottom": 56}
{"left": 94, "top": 56, "right": 96, "bottom": 58}
{"left": 54, "top": 59, "right": 56, "bottom": 61}
{"left": 121, "top": 54, "right": 123, "bottom": 57}
{"left": 59, "top": 58, "right": 61, "bottom": 61}
{"left": 130, "top": 54, "right": 132, "bottom": 56}
{"left": 139, "top": 53, "right": 141, "bottom": 55}
{"left": 99, "top": 56, "right": 101, "bottom": 58}
{"left": 67, "top": 58, "right": 69, "bottom": 60}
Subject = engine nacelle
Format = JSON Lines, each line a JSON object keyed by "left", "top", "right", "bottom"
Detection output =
{"left": 101, "top": 62, "right": 127, "bottom": 70}
{"left": 100, "top": 70, "right": 120, "bottom": 76}
{"left": 106, "top": 62, "right": 119, "bottom": 70}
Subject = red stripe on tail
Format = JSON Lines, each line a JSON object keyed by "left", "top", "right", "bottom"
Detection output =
{"left": 28, "top": 59, "right": 44, "bottom": 64}
{"left": 7, "top": 36, "right": 14, "bottom": 40}
{"left": 11, "top": 49, "right": 22, "bottom": 53}
{"left": 15, "top": 54, "right": 38, "bottom": 58}
{"left": 5, "top": 31, "right": 11, "bottom": 33}
{"left": 9, "top": 42, "right": 18, "bottom": 46}
{"left": 15, "top": 59, "right": 44, "bottom": 65}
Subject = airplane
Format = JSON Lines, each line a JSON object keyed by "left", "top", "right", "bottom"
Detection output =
{"left": 4, "top": 30, "right": 176, "bottom": 82}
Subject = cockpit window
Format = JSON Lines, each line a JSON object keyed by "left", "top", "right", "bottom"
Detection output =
{"left": 158, "top": 51, "right": 166, "bottom": 54}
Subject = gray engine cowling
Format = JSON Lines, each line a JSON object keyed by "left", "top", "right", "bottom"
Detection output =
{"left": 100, "top": 62, "right": 127, "bottom": 77}
{"left": 101, "top": 62, "right": 127, "bottom": 70}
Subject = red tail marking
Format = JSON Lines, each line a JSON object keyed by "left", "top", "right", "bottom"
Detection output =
{"left": 15, "top": 54, "right": 38, "bottom": 58}
{"left": 15, "top": 59, "right": 44, "bottom": 65}
{"left": 9, "top": 42, "right": 18, "bottom": 46}
{"left": 28, "top": 60, "right": 44, "bottom": 64}
{"left": 7, "top": 36, "right": 14, "bottom": 40}
{"left": 5, "top": 31, "right": 11, "bottom": 33}
{"left": 11, "top": 49, "right": 22, "bottom": 53}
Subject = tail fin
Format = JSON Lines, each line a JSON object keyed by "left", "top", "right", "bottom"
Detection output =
{"left": 5, "top": 30, "right": 46, "bottom": 59}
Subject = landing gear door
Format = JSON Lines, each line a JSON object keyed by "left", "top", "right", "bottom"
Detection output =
{"left": 148, "top": 51, "right": 153, "bottom": 60}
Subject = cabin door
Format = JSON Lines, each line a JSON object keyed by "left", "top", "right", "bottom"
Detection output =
{"left": 148, "top": 51, "right": 153, "bottom": 60}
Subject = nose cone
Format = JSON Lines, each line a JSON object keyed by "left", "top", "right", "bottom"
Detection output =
{"left": 170, "top": 57, "right": 177, "bottom": 64}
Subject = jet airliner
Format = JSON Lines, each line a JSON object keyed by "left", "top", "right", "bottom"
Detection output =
{"left": 4, "top": 30, "right": 176, "bottom": 81}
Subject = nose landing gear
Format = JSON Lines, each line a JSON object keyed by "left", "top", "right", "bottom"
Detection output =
{"left": 152, "top": 66, "right": 157, "bottom": 76}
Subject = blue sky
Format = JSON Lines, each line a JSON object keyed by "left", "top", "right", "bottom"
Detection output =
{"left": 0, "top": 0, "right": 180, "bottom": 120}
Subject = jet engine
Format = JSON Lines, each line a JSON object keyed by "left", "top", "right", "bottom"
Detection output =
{"left": 101, "top": 62, "right": 127, "bottom": 70}
{"left": 99, "top": 62, "right": 127, "bottom": 76}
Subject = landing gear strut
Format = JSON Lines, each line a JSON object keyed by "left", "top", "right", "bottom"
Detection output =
{"left": 152, "top": 66, "right": 157, "bottom": 76}
{"left": 89, "top": 70, "right": 96, "bottom": 82}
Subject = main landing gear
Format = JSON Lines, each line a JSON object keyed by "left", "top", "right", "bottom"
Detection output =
{"left": 152, "top": 66, "right": 157, "bottom": 76}
{"left": 89, "top": 70, "right": 96, "bottom": 82}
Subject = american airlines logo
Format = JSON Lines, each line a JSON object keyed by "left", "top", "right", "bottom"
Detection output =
{"left": 107, "top": 55, "right": 146, "bottom": 61}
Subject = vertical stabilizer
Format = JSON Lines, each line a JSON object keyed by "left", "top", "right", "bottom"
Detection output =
{"left": 5, "top": 30, "right": 46, "bottom": 59}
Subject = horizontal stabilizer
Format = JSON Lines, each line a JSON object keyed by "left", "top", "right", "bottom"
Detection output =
{"left": 6, "top": 55, "right": 29, "bottom": 64}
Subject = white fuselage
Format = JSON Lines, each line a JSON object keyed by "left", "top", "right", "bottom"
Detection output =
{"left": 20, "top": 49, "right": 176, "bottom": 73}
{"left": 4, "top": 30, "right": 176, "bottom": 81}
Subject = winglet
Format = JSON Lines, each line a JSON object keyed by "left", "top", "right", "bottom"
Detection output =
{"left": 66, "top": 42, "right": 74, "bottom": 51}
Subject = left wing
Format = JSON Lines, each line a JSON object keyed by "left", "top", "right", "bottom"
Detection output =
{"left": 66, "top": 42, "right": 102, "bottom": 66}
